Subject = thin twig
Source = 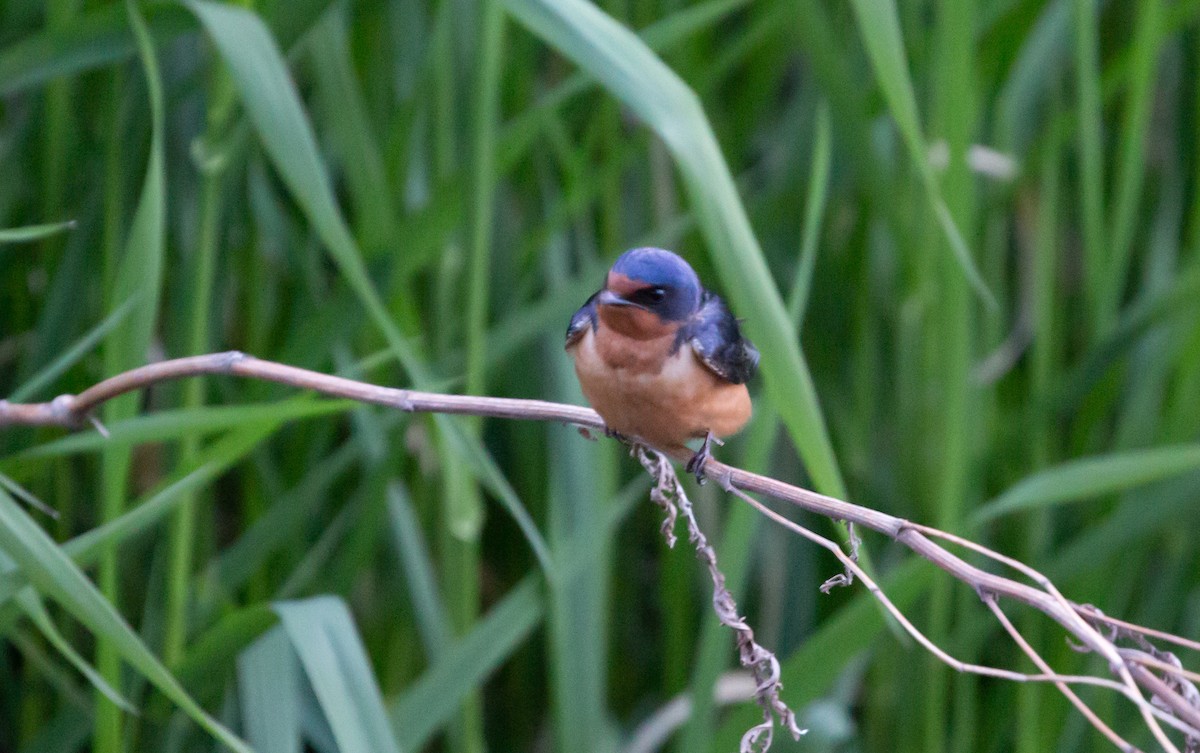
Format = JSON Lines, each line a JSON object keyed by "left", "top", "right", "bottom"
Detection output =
{"left": 985, "top": 593, "right": 1140, "bottom": 752}
{"left": 1083, "top": 609, "right": 1200, "bottom": 655}
{"left": 1122, "top": 651, "right": 1200, "bottom": 689}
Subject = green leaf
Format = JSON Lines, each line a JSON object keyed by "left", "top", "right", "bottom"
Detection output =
{"left": 440, "top": 419, "right": 553, "bottom": 574}
{"left": 391, "top": 576, "right": 544, "bottom": 751}
{"left": 384, "top": 483, "right": 451, "bottom": 657}
{"left": 0, "top": 5, "right": 192, "bottom": 96}
{"left": 238, "top": 627, "right": 302, "bottom": 753}
{"left": 273, "top": 597, "right": 403, "bottom": 753}
{"left": 177, "top": 605, "right": 277, "bottom": 700}
{"left": 0, "top": 555, "right": 133, "bottom": 712}
{"left": 847, "top": 0, "right": 996, "bottom": 309}
{"left": 0, "top": 221, "right": 75, "bottom": 245}
{"left": 2, "top": 399, "right": 352, "bottom": 466}
{"left": 787, "top": 101, "right": 832, "bottom": 329}
{"left": 183, "top": 0, "right": 428, "bottom": 384}
{"left": 0, "top": 487, "right": 253, "bottom": 752}
{"left": 0, "top": 424, "right": 282, "bottom": 607}
{"left": 7, "top": 295, "right": 139, "bottom": 403}
{"left": 974, "top": 444, "right": 1200, "bottom": 524}
{"left": 93, "top": 4, "right": 171, "bottom": 747}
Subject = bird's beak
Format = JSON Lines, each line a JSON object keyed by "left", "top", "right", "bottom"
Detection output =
{"left": 598, "top": 289, "right": 639, "bottom": 308}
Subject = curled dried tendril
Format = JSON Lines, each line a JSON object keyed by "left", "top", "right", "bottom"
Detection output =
{"left": 634, "top": 446, "right": 806, "bottom": 752}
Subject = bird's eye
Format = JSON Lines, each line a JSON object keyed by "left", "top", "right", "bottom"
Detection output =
{"left": 628, "top": 286, "right": 669, "bottom": 307}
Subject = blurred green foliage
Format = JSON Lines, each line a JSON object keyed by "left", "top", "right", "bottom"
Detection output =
{"left": 1, "top": 0, "right": 1199, "bottom": 752}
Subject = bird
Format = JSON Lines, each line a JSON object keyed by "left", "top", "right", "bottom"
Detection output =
{"left": 565, "top": 247, "right": 759, "bottom": 479}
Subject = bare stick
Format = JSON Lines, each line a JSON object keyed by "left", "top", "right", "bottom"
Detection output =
{"left": 3, "top": 352, "right": 1197, "bottom": 751}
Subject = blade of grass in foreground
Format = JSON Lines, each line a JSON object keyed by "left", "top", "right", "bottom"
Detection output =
{"left": 2, "top": 399, "right": 352, "bottom": 467}
{"left": 385, "top": 483, "right": 452, "bottom": 658}
{"left": 501, "top": 0, "right": 847, "bottom": 499}
{"left": 0, "top": 422, "right": 284, "bottom": 607}
{"left": 0, "top": 487, "right": 252, "bottom": 753}
{"left": 238, "top": 628, "right": 301, "bottom": 753}
{"left": 275, "top": 597, "right": 402, "bottom": 753}
{"left": 0, "top": 557, "right": 132, "bottom": 712}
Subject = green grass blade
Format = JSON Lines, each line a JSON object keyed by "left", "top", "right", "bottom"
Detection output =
{"left": 0, "top": 423, "right": 282, "bottom": 607}
{"left": 7, "top": 295, "right": 138, "bottom": 403}
{"left": 2, "top": 563, "right": 133, "bottom": 712}
{"left": 95, "top": 3, "right": 169, "bottom": 747}
{"left": 0, "top": 5, "right": 191, "bottom": 96}
{"left": 787, "top": 101, "right": 832, "bottom": 329}
{"left": 2, "top": 399, "right": 352, "bottom": 466}
{"left": 390, "top": 576, "right": 544, "bottom": 751}
{"left": 237, "top": 627, "right": 303, "bottom": 753}
{"left": 183, "top": 0, "right": 428, "bottom": 384}
{"left": 0, "top": 487, "right": 253, "bottom": 753}
{"left": 308, "top": 8, "right": 397, "bottom": 252}
{"left": 1072, "top": 0, "right": 1106, "bottom": 335}
{"left": 0, "top": 473, "right": 58, "bottom": 519}
{"left": 274, "top": 597, "right": 403, "bottom": 753}
{"left": 847, "top": 0, "right": 996, "bottom": 310}
{"left": 0, "top": 221, "right": 75, "bottom": 245}
{"left": 1059, "top": 263, "right": 1200, "bottom": 408}
{"left": 440, "top": 420, "right": 553, "bottom": 574}
{"left": 1101, "top": 0, "right": 1165, "bottom": 330}
{"left": 197, "top": 434, "right": 365, "bottom": 602}
{"left": 974, "top": 444, "right": 1200, "bottom": 523}
{"left": 499, "top": 0, "right": 749, "bottom": 182}
{"left": 384, "top": 483, "right": 452, "bottom": 657}
{"left": 994, "top": 0, "right": 1072, "bottom": 151}
{"left": 175, "top": 606, "right": 277, "bottom": 702}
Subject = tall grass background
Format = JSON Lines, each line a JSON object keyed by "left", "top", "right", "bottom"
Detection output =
{"left": 1, "top": 0, "right": 1199, "bottom": 751}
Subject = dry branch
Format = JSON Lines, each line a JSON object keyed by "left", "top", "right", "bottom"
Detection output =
{"left": 2, "top": 351, "right": 1198, "bottom": 751}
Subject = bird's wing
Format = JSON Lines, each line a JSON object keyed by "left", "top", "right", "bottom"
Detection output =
{"left": 682, "top": 291, "right": 759, "bottom": 384}
{"left": 565, "top": 292, "right": 599, "bottom": 349}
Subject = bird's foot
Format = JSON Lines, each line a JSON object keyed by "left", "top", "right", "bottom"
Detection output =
{"left": 603, "top": 426, "right": 631, "bottom": 444}
{"left": 685, "top": 431, "right": 723, "bottom": 485}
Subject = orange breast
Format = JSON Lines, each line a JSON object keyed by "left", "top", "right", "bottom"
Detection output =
{"left": 567, "top": 325, "right": 752, "bottom": 451}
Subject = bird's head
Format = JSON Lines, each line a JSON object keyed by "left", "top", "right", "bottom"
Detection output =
{"left": 597, "top": 247, "right": 702, "bottom": 339}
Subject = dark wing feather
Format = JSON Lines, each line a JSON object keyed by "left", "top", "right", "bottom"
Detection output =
{"left": 565, "top": 292, "right": 599, "bottom": 349}
{"left": 682, "top": 291, "right": 759, "bottom": 384}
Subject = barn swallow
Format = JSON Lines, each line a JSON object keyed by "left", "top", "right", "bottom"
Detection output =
{"left": 565, "top": 247, "right": 759, "bottom": 478}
